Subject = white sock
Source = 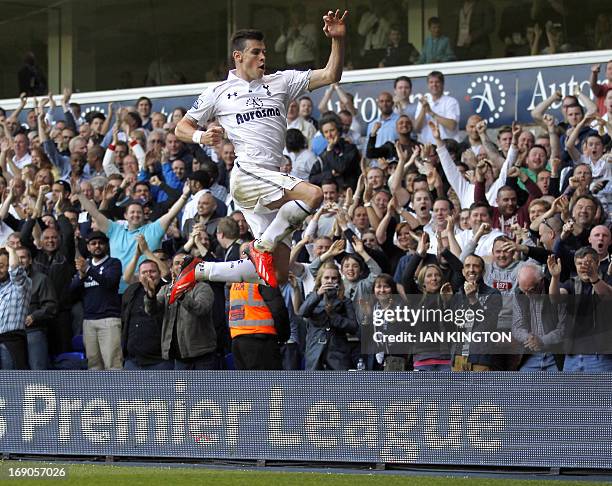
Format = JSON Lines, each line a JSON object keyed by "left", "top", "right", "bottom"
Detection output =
{"left": 195, "top": 260, "right": 265, "bottom": 284}
{"left": 256, "top": 200, "right": 313, "bottom": 252}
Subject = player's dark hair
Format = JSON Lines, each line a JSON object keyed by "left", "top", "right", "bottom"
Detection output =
{"left": 496, "top": 185, "right": 517, "bottom": 198}
{"left": 133, "top": 181, "right": 151, "bottom": 191}
{"left": 320, "top": 114, "right": 340, "bottom": 131}
{"left": 125, "top": 201, "right": 144, "bottom": 213}
{"left": 528, "top": 144, "right": 547, "bottom": 157}
{"left": 126, "top": 111, "right": 142, "bottom": 128}
{"left": 231, "top": 30, "right": 264, "bottom": 52}
{"left": 497, "top": 125, "right": 512, "bottom": 137}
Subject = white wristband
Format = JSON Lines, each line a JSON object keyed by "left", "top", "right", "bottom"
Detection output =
{"left": 192, "top": 130, "right": 204, "bottom": 145}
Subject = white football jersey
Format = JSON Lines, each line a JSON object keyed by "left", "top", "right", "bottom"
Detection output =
{"left": 186, "top": 69, "right": 311, "bottom": 170}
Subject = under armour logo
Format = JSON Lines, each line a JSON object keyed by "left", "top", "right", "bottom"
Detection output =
{"left": 227, "top": 92, "right": 238, "bottom": 99}
{"left": 262, "top": 84, "right": 271, "bottom": 96}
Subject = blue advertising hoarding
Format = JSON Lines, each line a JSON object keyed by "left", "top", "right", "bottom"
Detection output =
{"left": 1, "top": 371, "right": 612, "bottom": 469}
{"left": 40, "top": 62, "right": 598, "bottom": 131}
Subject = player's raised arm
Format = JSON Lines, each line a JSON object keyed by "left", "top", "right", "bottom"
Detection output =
{"left": 308, "top": 10, "right": 348, "bottom": 91}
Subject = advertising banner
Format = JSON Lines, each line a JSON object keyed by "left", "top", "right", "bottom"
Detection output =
{"left": 54, "top": 62, "right": 600, "bottom": 130}
{"left": 1, "top": 371, "right": 612, "bottom": 469}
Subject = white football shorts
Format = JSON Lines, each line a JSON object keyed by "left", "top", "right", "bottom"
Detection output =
{"left": 230, "top": 162, "right": 303, "bottom": 244}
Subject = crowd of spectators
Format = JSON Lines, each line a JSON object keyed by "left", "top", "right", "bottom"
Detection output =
{"left": 0, "top": 58, "right": 610, "bottom": 373}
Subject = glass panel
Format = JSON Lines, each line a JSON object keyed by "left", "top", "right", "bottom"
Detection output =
{"left": 71, "top": 0, "right": 229, "bottom": 92}
{"left": 1, "top": 0, "right": 609, "bottom": 99}
{"left": 0, "top": 2, "right": 48, "bottom": 99}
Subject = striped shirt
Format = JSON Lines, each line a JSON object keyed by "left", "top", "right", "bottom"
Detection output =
{"left": 0, "top": 266, "right": 32, "bottom": 334}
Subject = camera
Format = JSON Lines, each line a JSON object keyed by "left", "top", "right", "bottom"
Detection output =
{"left": 325, "top": 283, "right": 339, "bottom": 296}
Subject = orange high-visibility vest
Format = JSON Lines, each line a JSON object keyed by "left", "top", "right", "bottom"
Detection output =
{"left": 228, "top": 282, "right": 276, "bottom": 338}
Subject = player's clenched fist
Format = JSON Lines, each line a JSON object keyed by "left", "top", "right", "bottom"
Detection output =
{"left": 200, "top": 126, "right": 224, "bottom": 146}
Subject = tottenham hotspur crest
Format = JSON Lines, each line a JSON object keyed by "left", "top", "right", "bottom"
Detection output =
{"left": 246, "top": 96, "right": 264, "bottom": 108}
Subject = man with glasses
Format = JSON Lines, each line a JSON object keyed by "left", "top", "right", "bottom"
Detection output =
{"left": 146, "top": 129, "right": 166, "bottom": 153}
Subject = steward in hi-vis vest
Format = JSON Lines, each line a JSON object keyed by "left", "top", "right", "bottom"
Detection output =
{"left": 228, "top": 282, "right": 290, "bottom": 369}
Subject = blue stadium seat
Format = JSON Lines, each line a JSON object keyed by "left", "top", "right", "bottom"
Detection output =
{"left": 72, "top": 335, "right": 85, "bottom": 352}
{"left": 52, "top": 352, "right": 87, "bottom": 370}
{"left": 224, "top": 353, "right": 235, "bottom": 370}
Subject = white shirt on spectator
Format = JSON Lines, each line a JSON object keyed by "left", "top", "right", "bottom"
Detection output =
{"left": 303, "top": 212, "right": 336, "bottom": 239}
{"left": 274, "top": 24, "right": 317, "bottom": 65}
{"left": 12, "top": 152, "right": 32, "bottom": 170}
{"left": 437, "top": 144, "right": 518, "bottom": 209}
{"left": 591, "top": 113, "right": 610, "bottom": 135}
{"left": 286, "top": 148, "right": 318, "bottom": 181}
{"left": 456, "top": 227, "right": 504, "bottom": 257}
{"left": 294, "top": 261, "right": 315, "bottom": 296}
{"left": 423, "top": 219, "right": 461, "bottom": 255}
{"left": 415, "top": 94, "right": 461, "bottom": 144}
{"left": 288, "top": 116, "right": 316, "bottom": 144}
{"left": 344, "top": 127, "right": 362, "bottom": 147}
{"left": 358, "top": 12, "right": 390, "bottom": 51}
{"left": 0, "top": 220, "right": 14, "bottom": 246}
{"left": 579, "top": 154, "right": 608, "bottom": 178}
